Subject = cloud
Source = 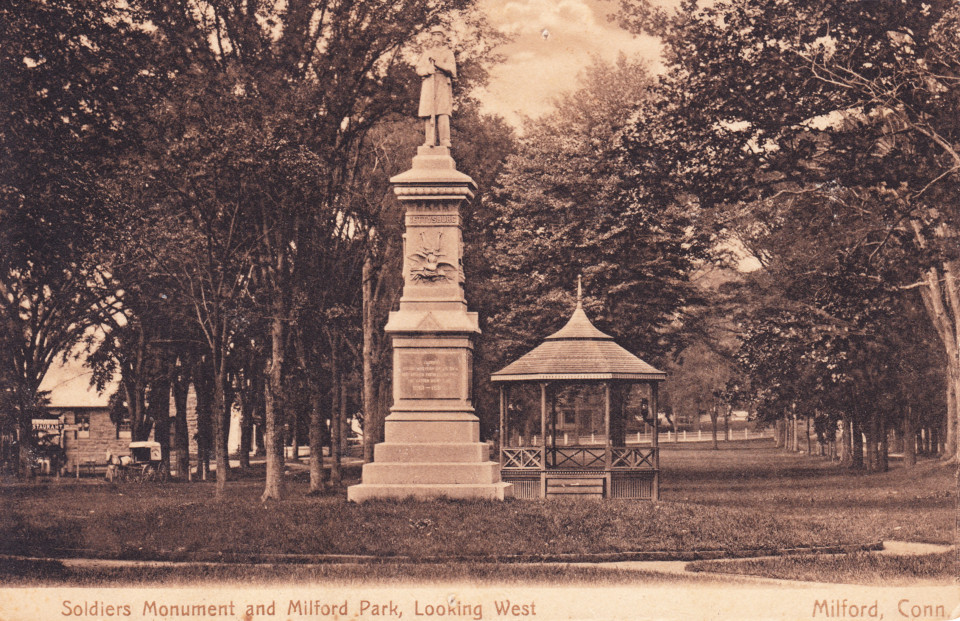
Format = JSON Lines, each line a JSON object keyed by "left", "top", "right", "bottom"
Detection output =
{"left": 496, "top": 0, "right": 600, "bottom": 35}
{"left": 477, "top": 0, "right": 661, "bottom": 125}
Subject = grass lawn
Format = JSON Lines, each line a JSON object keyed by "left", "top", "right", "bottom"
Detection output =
{"left": 686, "top": 552, "right": 958, "bottom": 585}
{"left": 0, "top": 479, "right": 875, "bottom": 561}
{"left": 661, "top": 441, "right": 957, "bottom": 545}
{"left": 0, "top": 558, "right": 718, "bottom": 587}
{"left": 1, "top": 439, "right": 955, "bottom": 585}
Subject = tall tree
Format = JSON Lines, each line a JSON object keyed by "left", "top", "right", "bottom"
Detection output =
{"left": 0, "top": 0, "right": 155, "bottom": 474}
{"left": 478, "top": 56, "right": 711, "bottom": 418}
{"left": 112, "top": 0, "right": 499, "bottom": 500}
{"left": 615, "top": 0, "right": 960, "bottom": 461}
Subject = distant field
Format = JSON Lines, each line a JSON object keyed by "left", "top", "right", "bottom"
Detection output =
{"left": 1, "top": 439, "right": 954, "bottom": 585}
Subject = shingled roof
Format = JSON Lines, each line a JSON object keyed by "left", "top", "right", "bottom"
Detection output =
{"left": 491, "top": 302, "right": 666, "bottom": 383}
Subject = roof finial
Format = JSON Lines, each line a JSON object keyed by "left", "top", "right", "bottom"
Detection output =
{"left": 576, "top": 274, "right": 582, "bottom": 308}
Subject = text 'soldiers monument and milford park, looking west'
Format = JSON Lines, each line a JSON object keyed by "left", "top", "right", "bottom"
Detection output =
{"left": 347, "top": 29, "right": 512, "bottom": 501}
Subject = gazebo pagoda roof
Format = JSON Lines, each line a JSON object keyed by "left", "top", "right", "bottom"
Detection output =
{"left": 491, "top": 303, "right": 666, "bottom": 383}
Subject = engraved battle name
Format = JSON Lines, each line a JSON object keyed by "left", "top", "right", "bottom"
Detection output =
{"left": 398, "top": 351, "right": 461, "bottom": 399}
{"left": 409, "top": 214, "right": 458, "bottom": 225}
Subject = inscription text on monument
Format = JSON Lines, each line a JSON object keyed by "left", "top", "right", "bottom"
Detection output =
{"left": 409, "top": 214, "right": 458, "bottom": 225}
{"left": 398, "top": 351, "right": 461, "bottom": 399}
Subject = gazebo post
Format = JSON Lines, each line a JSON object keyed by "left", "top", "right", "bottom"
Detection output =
{"left": 498, "top": 385, "right": 507, "bottom": 467}
{"left": 603, "top": 382, "right": 612, "bottom": 470}
{"left": 540, "top": 382, "right": 548, "bottom": 497}
{"left": 550, "top": 390, "right": 558, "bottom": 467}
{"left": 652, "top": 381, "right": 660, "bottom": 501}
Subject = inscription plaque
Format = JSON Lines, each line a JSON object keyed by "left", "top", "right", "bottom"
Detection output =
{"left": 398, "top": 351, "right": 461, "bottom": 399}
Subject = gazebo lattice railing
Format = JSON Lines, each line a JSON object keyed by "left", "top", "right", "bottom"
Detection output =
{"left": 491, "top": 291, "right": 666, "bottom": 500}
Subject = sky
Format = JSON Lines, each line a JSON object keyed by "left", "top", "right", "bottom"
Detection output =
{"left": 475, "top": 0, "right": 665, "bottom": 126}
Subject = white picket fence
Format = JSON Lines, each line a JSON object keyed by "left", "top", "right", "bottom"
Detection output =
{"left": 516, "top": 427, "right": 774, "bottom": 446}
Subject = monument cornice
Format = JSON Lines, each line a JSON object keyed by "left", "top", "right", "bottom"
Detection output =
{"left": 393, "top": 185, "right": 475, "bottom": 200}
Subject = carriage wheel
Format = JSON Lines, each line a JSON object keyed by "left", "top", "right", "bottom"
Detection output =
{"left": 141, "top": 464, "right": 156, "bottom": 483}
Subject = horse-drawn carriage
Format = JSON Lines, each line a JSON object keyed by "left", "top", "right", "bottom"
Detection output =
{"left": 106, "top": 441, "right": 165, "bottom": 482}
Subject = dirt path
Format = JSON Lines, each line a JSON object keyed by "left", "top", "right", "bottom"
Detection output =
{"left": 4, "top": 540, "right": 953, "bottom": 587}
{"left": 559, "top": 540, "right": 957, "bottom": 587}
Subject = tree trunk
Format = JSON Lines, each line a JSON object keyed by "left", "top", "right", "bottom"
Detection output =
{"left": 839, "top": 415, "right": 851, "bottom": 466}
{"left": 212, "top": 363, "right": 230, "bottom": 497}
{"left": 340, "top": 374, "right": 350, "bottom": 452}
{"left": 944, "top": 364, "right": 957, "bottom": 459}
{"left": 377, "top": 378, "right": 391, "bottom": 443}
{"left": 238, "top": 387, "right": 254, "bottom": 471}
{"left": 150, "top": 369, "right": 172, "bottom": 476}
{"left": 361, "top": 254, "right": 383, "bottom": 464}
{"left": 254, "top": 372, "right": 266, "bottom": 457}
{"left": 255, "top": 419, "right": 265, "bottom": 456}
{"left": 806, "top": 416, "right": 812, "bottom": 455}
{"left": 879, "top": 419, "right": 889, "bottom": 472}
{"left": 783, "top": 411, "right": 791, "bottom": 451}
{"left": 121, "top": 326, "right": 149, "bottom": 441}
{"left": 261, "top": 313, "right": 285, "bottom": 501}
{"left": 710, "top": 405, "right": 719, "bottom": 450}
{"left": 903, "top": 405, "right": 916, "bottom": 468}
{"left": 866, "top": 408, "right": 879, "bottom": 472}
{"left": 172, "top": 367, "right": 190, "bottom": 480}
{"left": 723, "top": 405, "right": 730, "bottom": 442}
{"left": 194, "top": 363, "right": 213, "bottom": 480}
{"left": 289, "top": 415, "right": 300, "bottom": 462}
{"left": 308, "top": 382, "right": 327, "bottom": 494}
{"left": 17, "top": 411, "right": 33, "bottom": 478}
{"left": 340, "top": 379, "right": 349, "bottom": 454}
{"left": 852, "top": 419, "right": 864, "bottom": 470}
{"left": 915, "top": 259, "right": 959, "bottom": 463}
{"left": 330, "top": 345, "right": 343, "bottom": 487}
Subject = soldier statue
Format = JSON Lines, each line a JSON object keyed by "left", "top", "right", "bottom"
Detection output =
{"left": 417, "top": 29, "right": 456, "bottom": 148}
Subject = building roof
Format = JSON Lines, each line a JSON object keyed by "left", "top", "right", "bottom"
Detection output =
{"left": 491, "top": 302, "right": 666, "bottom": 383}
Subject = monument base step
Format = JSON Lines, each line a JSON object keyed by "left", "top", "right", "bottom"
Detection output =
{"left": 374, "top": 442, "right": 489, "bottom": 463}
{"left": 359, "top": 460, "right": 499, "bottom": 484}
{"left": 347, "top": 482, "right": 513, "bottom": 502}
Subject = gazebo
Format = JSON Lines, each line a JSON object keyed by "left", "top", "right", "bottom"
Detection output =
{"left": 491, "top": 290, "right": 666, "bottom": 500}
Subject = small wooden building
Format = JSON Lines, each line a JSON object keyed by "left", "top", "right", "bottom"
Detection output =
{"left": 491, "top": 298, "right": 665, "bottom": 500}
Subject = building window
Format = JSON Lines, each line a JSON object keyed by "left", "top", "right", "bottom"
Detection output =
{"left": 117, "top": 420, "right": 132, "bottom": 439}
{"left": 74, "top": 412, "right": 90, "bottom": 438}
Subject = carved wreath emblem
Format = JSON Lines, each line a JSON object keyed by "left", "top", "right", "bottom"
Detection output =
{"left": 409, "top": 232, "right": 457, "bottom": 282}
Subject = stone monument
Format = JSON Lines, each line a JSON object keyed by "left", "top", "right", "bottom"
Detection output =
{"left": 346, "top": 33, "right": 511, "bottom": 502}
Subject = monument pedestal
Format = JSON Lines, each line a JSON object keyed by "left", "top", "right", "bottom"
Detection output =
{"left": 347, "top": 147, "right": 512, "bottom": 502}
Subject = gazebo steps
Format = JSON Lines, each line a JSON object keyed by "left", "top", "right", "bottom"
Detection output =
{"left": 347, "top": 482, "right": 513, "bottom": 502}
{"left": 500, "top": 470, "right": 657, "bottom": 500}
{"left": 546, "top": 476, "right": 605, "bottom": 497}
